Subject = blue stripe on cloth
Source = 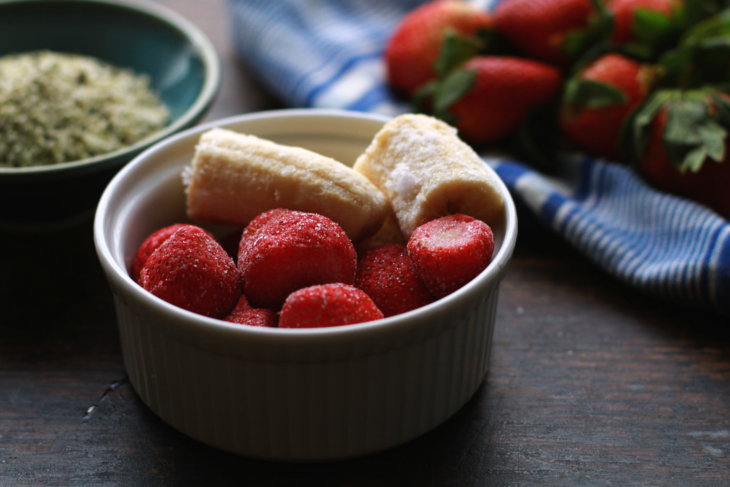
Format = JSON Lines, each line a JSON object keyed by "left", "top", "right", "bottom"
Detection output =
{"left": 303, "top": 52, "right": 378, "bottom": 107}
{"left": 227, "top": 0, "right": 730, "bottom": 317}
{"left": 496, "top": 156, "right": 730, "bottom": 315}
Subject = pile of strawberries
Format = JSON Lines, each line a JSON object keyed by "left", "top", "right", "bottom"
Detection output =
{"left": 132, "top": 209, "right": 495, "bottom": 328}
{"left": 385, "top": 0, "right": 730, "bottom": 219}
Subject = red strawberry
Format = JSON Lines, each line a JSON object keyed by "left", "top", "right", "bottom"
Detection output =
{"left": 407, "top": 214, "right": 494, "bottom": 298}
{"left": 279, "top": 283, "right": 384, "bottom": 328}
{"left": 237, "top": 209, "right": 357, "bottom": 309}
{"left": 355, "top": 244, "right": 433, "bottom": 317}
{"left": 631, "top": 89, "right": 730, "bottom": 219}
{"left": 226, "top": 308, "right": 278, "bottom": 327}
{"left": 139, "top": 225, "right": 241, "bottom": 318}
{"left": 560, "top": 53, "right": 655, "bottom": 159}
{"left": 607, "top": 0, "right": 679, "bottom": 44}
{"left": 493, "top": 0, "right": 597, "bottom": 66}
{"left": 385, "top": 0, "right": 493, "bottom": 98}
{"left": 221, "top": 294, "right": 276, "bottom": 327}
{"left": 430, "top": 56, "right": 562, "bottom": 145}
{"left": 131, "top": 223, "right": 189, "bottom": 281}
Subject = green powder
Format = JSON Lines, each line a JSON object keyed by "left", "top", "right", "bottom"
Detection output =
{"left": 0, "top": 50, "right": 169, "bottom": 167}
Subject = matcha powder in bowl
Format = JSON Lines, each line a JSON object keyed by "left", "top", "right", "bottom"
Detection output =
{"left": 0, "top": 50, "right": 169, "bottom": 167}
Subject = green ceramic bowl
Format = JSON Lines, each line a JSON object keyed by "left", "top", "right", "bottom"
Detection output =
{"left": 0, "top": 0, "right": 220, "bottom": 229}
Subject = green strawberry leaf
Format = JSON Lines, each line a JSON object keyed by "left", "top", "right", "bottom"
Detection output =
{"left": 563, "top": 1, "right": 612, "bottom": 60}
{"left": 661, "top": 7, "right": 730, "bottom": 86}
{"left": 628, "top": 90, "right": 674, "bottom": 162}
{"left": 663, "top": 97, "right": 727, "bottom": 171}
{"left": 563, "top": 78, "right": 627, "bottom": 110}
{"left": 678, "top": 0, "right": 730, "bottom": 28}
{"left": 681, "top": 7, "right": 730, "bottom": 43}
{"left": 434, "top": 31, "right": 483, "bottom": 78}
{"left": 412, "top": 80, "right": 437, "bottom": 114}
{"left": 619, "top": 42, "right": 656, "bottom": 61}
{"left": 432, "top": 67, "right": 476, "bottom": 122}
{"left": 632, "top": 8, "right": 678, "bottom": 49}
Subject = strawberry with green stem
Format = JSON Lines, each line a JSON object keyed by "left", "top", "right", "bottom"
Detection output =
{"left": 627, "top": 88, "right": 730, "bottom": 219}
{"left": 658, "top": 7, "right": 730, "bottom": 88}
{"left": 605, "top": 0, "right": 683, "bottom": 58}
{"left": 385, "top": 0, "right": 494, "bottom": 99}
{"left": 417, "top": 54, "right": 563, "bottom": 145}
{"left": 493, "top": 0, "right": 599, "bottom": 66}
{"left": 559, "top": 52, "right": 656, "bottom": 158}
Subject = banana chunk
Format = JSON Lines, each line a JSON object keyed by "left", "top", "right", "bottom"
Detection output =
{"left": 353, "top": 114, "right": 505, "bottom": 237}
{"left": 184, "top": 128, "right": 389, "bottom": 242}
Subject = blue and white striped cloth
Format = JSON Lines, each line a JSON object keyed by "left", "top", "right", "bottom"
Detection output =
{"left": 227, "top": 0, "right": 730, "bottom": 316}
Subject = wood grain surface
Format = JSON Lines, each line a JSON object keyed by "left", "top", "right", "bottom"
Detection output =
{"left": 1, "top": 1, "right": 728, "bottom": 485}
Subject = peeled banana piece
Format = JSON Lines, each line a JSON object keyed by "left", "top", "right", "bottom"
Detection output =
{"left": 184, "top": 128, "right": 389, "bottom": 242}
{"left": 353, "top": 114, "right": 505, "bottom": 237}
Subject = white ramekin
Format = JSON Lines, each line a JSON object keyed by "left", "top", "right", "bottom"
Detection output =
{"left": 94, "top": 109, "right": 517, "bottom": 461}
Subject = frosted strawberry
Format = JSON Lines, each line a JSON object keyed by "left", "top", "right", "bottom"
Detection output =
{"left": 237, "top": 209, "right": 357, "bottom": 309}
{"left": 131, "top": 223, "right": 189, "bottom": 281}
{"left": 222, "top": 294, "right": 277, "bottom": 327}
{"left": 279, "top": 283, "right": 384, "bottom": 328}
{"left": 407, "top": 214, "right": 494, "bottom": 298}
{"left": 355, "top": 244, "right": 433, "bottom": 317}
{"left": 226, "top": 307, "right": 278, "bottom": 327}
{"left": 139, "top": 225, "right": 241, "bottom": 318}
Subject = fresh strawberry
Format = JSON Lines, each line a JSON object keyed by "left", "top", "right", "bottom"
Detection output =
{"left": 139, "top": 225, "right": 241, "bottom": 318}
{"left": 385, "top": 0, "right": 493, "bottom": 98}
{"left": 629, "top": 89, "right": 730, "bottom": 219}
{"left": 355, "top": 244, "right": 433, "bottom": 317}
{"left": 493, "top": 0, "right": 597, "bottom": 66}
{"left": 560, "top": 53, "right": 655, "bottom": 159}
{"left": 237, "top": 209, "right": 357, "bottom": 309}
{"left": 407, "top": 214, "right": 494, "bottom": 298}
{"left": 279, "top": 283, "right": 384, "bottom": 328}
{"left": 131, "top": 223, "right": 189, "bottom": 281}
{"left": 607, "top": 0, "right": 680, "bottom": 45}
{"left": 427, "top": 55, "right": 562, "bottom": 145}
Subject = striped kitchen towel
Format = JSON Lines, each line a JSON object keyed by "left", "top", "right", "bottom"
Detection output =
{"left": 227, "top": 0, "right": 730, "bottom": 316}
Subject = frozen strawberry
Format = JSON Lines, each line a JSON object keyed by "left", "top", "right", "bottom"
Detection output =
{"left": 279, "top": 283, "right": 384, "bottom": 328}
{"left": 237, "top": 209, "right": 357, "bottom": 309}
{"left": 355, "top": 244, "right": 433, "bottom": 317}
{"left": 225, "top": 308, "right": 278, "bottom": 327}
{"left": 222, "top": 294, "right": 277, "bottom": 327}
{"left": 240, "top": 208, "right": 289, "bottom": 241}
{"left": 131, "top": 223, "right": 189, "bottom": 281}
{"left": 226, "top": 293, "right": 252, "bottom": 314}
{"left": 139, "top": 225, "right": 241, "bottom": 318}
{"left": 407, "top": 214, "right": 494, "bottom": 298}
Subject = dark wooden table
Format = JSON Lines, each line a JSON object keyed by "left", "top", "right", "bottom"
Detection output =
{"left": 2, "top": 1, "right": 729, "bottom": 485}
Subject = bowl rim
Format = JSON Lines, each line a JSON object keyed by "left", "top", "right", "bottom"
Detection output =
{"left": 0, "top": 0, "right": 221, "bottom": 180}
{"left": 94, "top": 108, "right": 518, "bottom": 349}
